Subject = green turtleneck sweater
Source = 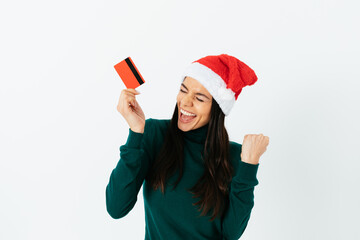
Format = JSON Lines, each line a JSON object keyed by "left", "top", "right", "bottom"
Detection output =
{"left": 106, "top": 118, "right": 259, "bottom": 240}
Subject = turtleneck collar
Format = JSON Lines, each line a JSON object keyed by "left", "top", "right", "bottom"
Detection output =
{"left": 182, "top": 123, "right": 209, "bottom": 144}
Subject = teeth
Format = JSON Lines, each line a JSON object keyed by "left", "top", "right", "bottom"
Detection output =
{"left": 180, "top": 109, "right": 196, "bottom": 117}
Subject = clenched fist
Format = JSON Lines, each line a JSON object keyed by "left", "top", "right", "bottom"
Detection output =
{"left": 240, "top": 134, "right": 270, "bottom": 165}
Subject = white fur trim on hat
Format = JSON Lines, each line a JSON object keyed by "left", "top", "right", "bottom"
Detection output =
{"left": 181, "top": 62, "right": 235, "bottom": 116}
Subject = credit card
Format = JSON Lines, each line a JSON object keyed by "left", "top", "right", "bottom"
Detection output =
{"left": 114, "top": 57, "right": 145, "bottom": 89}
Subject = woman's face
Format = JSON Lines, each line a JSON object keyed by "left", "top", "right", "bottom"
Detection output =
{"left": 176, "top": 76, "right": 213, "bottom": 132}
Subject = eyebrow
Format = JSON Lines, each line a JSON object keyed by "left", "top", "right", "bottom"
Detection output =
{"left": 181, "top": 83, "right": 211, "bottom": 100}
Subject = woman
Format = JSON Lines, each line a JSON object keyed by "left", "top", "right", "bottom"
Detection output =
{"left": 106, "top": 54, "right": 270, "bottom": 240}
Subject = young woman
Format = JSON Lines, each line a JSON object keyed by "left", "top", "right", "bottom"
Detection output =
{"left": 106, "top": 54, "right": 270, "bottom": 240}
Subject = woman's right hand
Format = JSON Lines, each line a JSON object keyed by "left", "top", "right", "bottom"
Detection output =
{"left": 117, "top": 89, "right": 145, "bottom": 133}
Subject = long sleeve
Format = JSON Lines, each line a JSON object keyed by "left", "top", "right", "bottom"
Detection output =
{"left": 221, "top": 159, "right": 259, "bottom": 240}
{"left": 106, "top": 119, "right": 154, "bottom": 219}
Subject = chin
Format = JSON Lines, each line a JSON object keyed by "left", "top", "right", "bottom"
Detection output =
{"left": 177, "top": 119, "right": 198, "bottom": 132}
{"left": 178, "top": 121, "right": 192, "bottom": 132}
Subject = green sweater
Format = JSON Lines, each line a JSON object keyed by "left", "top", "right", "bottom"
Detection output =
{"left": 106, "top": 118, "right": 259, "bottom": 240}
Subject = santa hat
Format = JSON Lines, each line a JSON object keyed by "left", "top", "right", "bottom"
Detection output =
{"left": 181, "top": 54, "right": 258, "bottom": 116}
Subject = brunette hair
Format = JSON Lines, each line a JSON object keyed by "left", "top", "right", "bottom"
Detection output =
{"left": 145, "top": 98, "right": 233, "bottom": 221}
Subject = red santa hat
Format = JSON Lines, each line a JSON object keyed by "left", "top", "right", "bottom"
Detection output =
{"left": 181, "top": 54, "right": 258, "bottom": 116}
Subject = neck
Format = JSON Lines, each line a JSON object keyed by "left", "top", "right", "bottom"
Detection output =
{"left": 182, "top": 123, "right": 209, "bottom": 144}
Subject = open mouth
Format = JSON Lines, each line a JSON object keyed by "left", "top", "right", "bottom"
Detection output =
{"left": 179, "top": 109, "right": 197, "bottom": 123}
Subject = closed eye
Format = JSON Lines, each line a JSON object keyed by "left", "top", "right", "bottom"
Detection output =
{"left": 180, "top": 89, "right": 204, "bottom": 102}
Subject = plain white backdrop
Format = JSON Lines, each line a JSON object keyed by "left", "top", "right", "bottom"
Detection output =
{"left": 0, "top": 0, "right": 359, "bottom": 239}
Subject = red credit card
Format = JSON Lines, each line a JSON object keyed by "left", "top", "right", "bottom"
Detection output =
{"left": 114, "top": 57, "right": 145, "bottom": 89}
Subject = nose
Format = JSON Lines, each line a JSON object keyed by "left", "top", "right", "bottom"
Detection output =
{"left": 181, "top": 93, "right": 193, "bottom": 107}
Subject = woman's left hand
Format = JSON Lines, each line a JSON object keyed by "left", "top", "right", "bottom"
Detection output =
{"left": 240, "top": 134, "right": 270, "bottom": 165}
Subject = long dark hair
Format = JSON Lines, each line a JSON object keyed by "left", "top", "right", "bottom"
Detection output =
{"left": 145, "top": 98, "right": 233, "bottom": 221}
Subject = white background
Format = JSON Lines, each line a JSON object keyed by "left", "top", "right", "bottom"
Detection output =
{"left": 1, "top": 0, "right": 359, "bottom": 239}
